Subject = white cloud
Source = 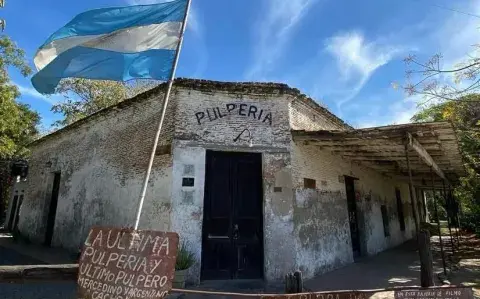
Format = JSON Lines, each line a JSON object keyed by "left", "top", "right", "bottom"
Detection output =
{"left": 293, "top": 1, "right": 480, "bottom": 128}
{"left": 353, "top": 101, "right": 417, "bottom": 128}
{"left": 186, "top": 3, "right": 208, "bottom": 77}
{"left": 246, "top": 0, "right": 319, "bottom": 80}
{"left": 398, "top": 1, "right": 480, "bottom": 103}
{"left": 433, "top": 1, "right": 480, "bottom": 68}
{"left": 15, "top": 83, "right": 60, "bottom": 105}
{"left": 187, "top": 3, "right": 200, "bottom": 35}
{"left": 324, "top": 31, "right": 400, "bottom": 108}
{"left": 389, "top": 99, "right": 418, "bottom": 125}
{"left": 366, "top": 1, "right": 480, "bottom": 127}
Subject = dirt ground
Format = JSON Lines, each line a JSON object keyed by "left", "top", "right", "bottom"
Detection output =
{"left": 430, "top": 226, "right": 480, "bottom": 299}
{"left": 446, "top": 233, "right": 480, "bottom": 298}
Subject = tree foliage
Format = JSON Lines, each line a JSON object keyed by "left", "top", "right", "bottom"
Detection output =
{"left": 0, "top": 35, "right": 40, "bottom": 221}
{"left": 0, "top": 35, "right": 40, "bottom": 159}
{"left": 412, "top": 95, "right": 480, "bottom": 234}
{"left": 51, "top": 78, "right": 159, "bottom": 127}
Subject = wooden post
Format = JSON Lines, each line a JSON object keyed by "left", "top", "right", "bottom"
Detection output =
{"left": 294, "top": 271, "right": 303, "bottom": 293}
{"left": 450, "top": 188, "right": 461, "bottom": 248}
{"left": 405, "top": 144, "right": 419, "bottom": 235}
{"left": 431, "top": 169, "right": 447, "bottom": 276}
{"left": 443, "top": 181, "right": 455, "bottom": 255}
{"left": 285, "top": 273, "right": 295, "bottom": 294}
{"left": 285, "top": 271, "right": 303, "bottom": 293}
{"left": 418, "top": 229, "right": 434, "bottom": 287}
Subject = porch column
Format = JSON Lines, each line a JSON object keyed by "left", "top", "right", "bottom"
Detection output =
{"left": 449, "top": 186, "right": 461, "bottom": 247}
{"left": 431, "top": 168, "right": 447, "bottom": 276}
{"left": 405, "top": 144, "right": 419, "bottom": 235}
{"left": 443, "top": 181, "right": 455, "bottom": 255}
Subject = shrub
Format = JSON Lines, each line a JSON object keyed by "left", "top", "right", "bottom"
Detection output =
{"left": 175, "top": 243, "right": 195, "bottom": 271}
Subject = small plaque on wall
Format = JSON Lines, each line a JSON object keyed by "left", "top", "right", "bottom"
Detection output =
{"left": 182, "top": 177, "right": 195, "bottom": 187}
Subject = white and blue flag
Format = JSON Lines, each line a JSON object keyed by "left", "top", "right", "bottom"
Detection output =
{"left": 32, "top": 0, "right": 187, "bottom": 94}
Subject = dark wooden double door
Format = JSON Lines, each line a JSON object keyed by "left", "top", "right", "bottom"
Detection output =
{"left": 345, "top": 176, "right": 361, "bottom": 258}
{"left": 201, "top": 151, "right": 264, "bottom": 280}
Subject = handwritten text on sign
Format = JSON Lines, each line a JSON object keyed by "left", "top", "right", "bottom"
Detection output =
{"left": 77, "top": 227, "right": 179, "bottom": 299}
{"left": 261, "top": 288, "right": 474, "bottom": 299}
{"left": 395, "top": 288, "right": 473, "bottom": 299}
{"left": 261, "top": 291, "right": 373, "bottom": 299}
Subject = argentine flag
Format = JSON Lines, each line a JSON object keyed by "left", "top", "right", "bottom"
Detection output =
{"left": 32, "top": 0, "right": 188, "bottom": 94}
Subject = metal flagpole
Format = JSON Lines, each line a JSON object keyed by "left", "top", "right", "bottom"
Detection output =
{"left": 133, "top": 0, "right": 192, "bottom": 230}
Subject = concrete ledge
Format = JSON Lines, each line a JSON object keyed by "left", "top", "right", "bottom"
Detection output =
{"left": 0, "top": 233, "right": 77, "bottom": 265}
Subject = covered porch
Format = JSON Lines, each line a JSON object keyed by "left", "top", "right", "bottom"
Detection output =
{"left": 292, "top": 121, "right": 467, "bottom": 277}
{"left": 292, "top": 121, "right": 465, "bottom": 189}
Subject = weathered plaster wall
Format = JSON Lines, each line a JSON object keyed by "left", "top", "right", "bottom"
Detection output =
{"left": 290, "top": 143, "right": 415, "bottom": 279}
{"left": 18, "top": 91, "right": 175, "bottom": 250}
{"left": 289, "top": 99, "right": 348, "bottom": 131}
{"left": 170, "top": 88, "right": 295, "bottom": 282}
{"left": 171, "top": 145, "right": 206, "bottom": 285}
{"left": 263, "top": 152, "right": 296, "bottom": 281}
{"left": 174, "top": 88, "right": 291, "bottom": 148}
{"left": 293, "top": 188, "right": 352, "bottom": 279}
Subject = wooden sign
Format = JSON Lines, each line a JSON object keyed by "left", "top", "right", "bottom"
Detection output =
{"left": 395, "top": 288, "right": 474, "bottom": 299}
{"left": 262, "top": 288, "right": 474, "bottom": 299}
{"left": 77, "top": 227, "right": 179, "bottom": 299}
{"left": 262, "top": 291, "right": 374, "bottom": 299}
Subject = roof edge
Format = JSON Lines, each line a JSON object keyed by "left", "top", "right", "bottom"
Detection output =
{"left": 31, "top": 78, "right": 349, "bottom": 146}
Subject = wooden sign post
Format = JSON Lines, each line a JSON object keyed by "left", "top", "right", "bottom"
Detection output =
{"left": 77, "top": 227, "right": 179, "bottom": 299}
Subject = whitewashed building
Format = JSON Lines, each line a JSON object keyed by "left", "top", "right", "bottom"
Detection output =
{"left": 10, "top": 79, "right": 464, "bottom": 284}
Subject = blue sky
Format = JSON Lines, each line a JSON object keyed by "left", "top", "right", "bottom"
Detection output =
{"left": 5, "top": 0, "right": 480, "bottom": 129}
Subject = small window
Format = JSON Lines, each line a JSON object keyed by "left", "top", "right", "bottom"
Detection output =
{"left": 396, "top": 188, "right": 406, "bottom": 231}
{"left": 381, "top": 205, "right": 390, "bottom": 237}
{"left": 304, "top": 178, "right": 316, "bottom": 189}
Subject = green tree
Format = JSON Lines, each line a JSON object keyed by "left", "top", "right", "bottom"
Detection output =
{"left": 51, "top": 78, "right": 158, "bottom": 127}
{"left": 412, "top": 95, "right": 480, "bottom": 234}
{"left": 0, "top": 35, "right": 40, "bottom": 222}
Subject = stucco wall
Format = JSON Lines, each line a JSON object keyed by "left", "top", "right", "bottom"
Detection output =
{"left": 289, "top": 99, "right": 348, "bottom": 131}
{"left": 263, "top": 152, "right": 296, "bottom": 281}
{"left": 170, "top": 88, "right": 294, "bottom": 282}
{"left": 174, "top": 88, "right": 291, "bottom": 148}
{"left": 18, "top": 91, "right": 175, "bottom": 250}
{"left": 171, "top": 145, "right": 206, "bottom": 284}
{"left": 290, "top": 143, "right": 415, "bottom": 279}
{"left": 18, "top": 81, "right": 417, "bottom": 284}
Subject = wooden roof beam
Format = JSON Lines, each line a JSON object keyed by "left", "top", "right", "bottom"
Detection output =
{"left": 406, "top": 132, "right": 447, "bottom": 182}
